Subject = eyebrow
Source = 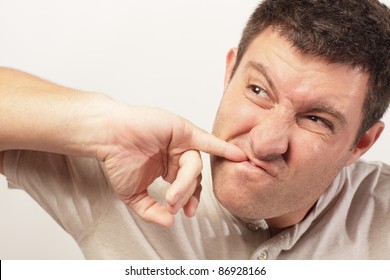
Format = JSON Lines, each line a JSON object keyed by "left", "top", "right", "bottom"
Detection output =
{"left": 307, "top": 103, "right": 347, "bottom": 127}
{"left": 245, "top": 61, "right": 279, "bottom": 97}
{"left": 244, "top": 60, "right": 348, "bottom": 127}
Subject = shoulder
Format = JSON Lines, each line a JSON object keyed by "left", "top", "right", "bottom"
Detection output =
{"left": 344, "top": 161, "right": 390, "bottom": 257}
{"left": 343, "top": 160, "right": 390, "bottom": 189}
{"left": 343, "top": 160, "right": 390, "bottom": 215}
{"left": 336, "top": 160, "right": 390, "bottom": 219}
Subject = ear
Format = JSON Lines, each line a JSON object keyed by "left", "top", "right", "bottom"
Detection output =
{"left": 224, "top": 48, "right": 238, "bottom": 90}
{"left": 345, "top": 121, "right": 385, "bottom": 166}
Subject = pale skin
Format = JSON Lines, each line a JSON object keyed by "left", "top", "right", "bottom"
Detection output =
{"left": 211, "top": 27, "right": 384, "bottom": 230}
{"left": 0, "top": 67, "right": 247, "bottom": 227}
{"left": 0, "top": 28, "right": 385, "bottom": 231}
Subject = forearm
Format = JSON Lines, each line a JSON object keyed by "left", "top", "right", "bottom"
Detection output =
{"left": 0, "top": 68, "right": 247, "bottom": 227}
{"left": 0, "top": 67, "right": 114, "bottom": 158}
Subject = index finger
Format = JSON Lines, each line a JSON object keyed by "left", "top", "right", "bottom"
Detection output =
{"left": 186, "top": 123, "right": 247, "bottom": 162}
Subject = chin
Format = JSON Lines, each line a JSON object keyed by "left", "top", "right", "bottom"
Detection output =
{"left": 214, "top": 189, "right": 267, "bottom": 220}
{"left": 212, "top": 174, "right": 263, "bottom": 220}
{"left": 210, "top": 155, "right": 278, "bottom": 220}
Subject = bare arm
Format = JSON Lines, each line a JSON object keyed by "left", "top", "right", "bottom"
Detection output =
{"left": 0, "top": 67, "right": 246, "bottom": 226}
{"left": 0, "top": 67, "right": 112, "bottom": 157}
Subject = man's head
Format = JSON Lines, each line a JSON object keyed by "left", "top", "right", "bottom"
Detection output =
{"left": 234, "top": 0, "right": 390, "bottom": 142}
{"left": 211, "top": 0, "right": 390, "bottom": 229}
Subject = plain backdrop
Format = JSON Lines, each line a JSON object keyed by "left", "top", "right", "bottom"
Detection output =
{"left": 0, "top": 0, "right": 389, "bottom": 259}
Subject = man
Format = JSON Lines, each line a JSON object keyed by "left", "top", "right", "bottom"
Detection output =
{"left": 1, "top": 0, "right": 390, "bottom": 259}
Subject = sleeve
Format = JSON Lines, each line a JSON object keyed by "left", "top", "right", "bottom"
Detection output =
{"left": 3, "top": 150, "right": 114, "bottom": 242}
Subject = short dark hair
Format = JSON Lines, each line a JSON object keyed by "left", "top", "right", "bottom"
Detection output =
{"left": 234, "top": 0, "right": 390, "bottom": 142}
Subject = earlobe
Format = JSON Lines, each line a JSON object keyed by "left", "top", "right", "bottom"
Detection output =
{"left": 345, "top": 121, "right": 385, "bottom": 166}
{"left": 224, "top": 48, "right": 238, "bottom": 89}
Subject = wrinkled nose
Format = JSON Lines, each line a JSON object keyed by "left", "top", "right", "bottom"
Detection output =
{"left": 249, "top": 113, "right": 291, "bottom": 160}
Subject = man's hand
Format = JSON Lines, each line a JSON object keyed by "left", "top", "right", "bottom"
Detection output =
{"left": 0, "top": 67, "right": 246, "bottom": 227}
{"left": 98, "top": 105, "right": 246, "bottom": 227}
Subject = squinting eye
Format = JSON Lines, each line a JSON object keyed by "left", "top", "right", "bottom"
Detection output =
{"left": 250, "top": 85, "right": 269, "bottom": 98}
{"left": 307, "top": 115, "right": 333, "bottom": 130}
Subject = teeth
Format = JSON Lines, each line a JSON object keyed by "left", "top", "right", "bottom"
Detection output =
{"left": 249, "top": 161, "right": 257, "bottom": 167}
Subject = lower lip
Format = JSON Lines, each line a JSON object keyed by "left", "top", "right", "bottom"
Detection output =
{"left": 238, "top": 161, "right": 272, "bottom": 176}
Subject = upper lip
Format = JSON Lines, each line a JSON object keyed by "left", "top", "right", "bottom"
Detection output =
{"left": 235, "top": 143, "right": 282, "bottom": 177}
{"left": 229, "top": 141, "right": 283, "bottom": 177}
{"left": 246, "top": 157, "right": 278, "bottom": 177}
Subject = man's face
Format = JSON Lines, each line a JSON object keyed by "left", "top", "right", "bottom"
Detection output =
{"left": 211, "top": 28, "right": 370, "bottom": 228}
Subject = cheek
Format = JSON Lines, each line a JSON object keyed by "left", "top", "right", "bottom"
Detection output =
{"left": 287, "top": 137, "right": 343, "bottom": 198}
{"left": 213, "top": 96, "right": 258, "bottom": 140}
{"left": 290, "top": 132, "right": 351, "bottom": 173}
{"left": 308, "top": 139, "right": 324, "bottom": 157}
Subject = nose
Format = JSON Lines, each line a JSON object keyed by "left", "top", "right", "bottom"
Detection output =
{"left": 249, "top": 112, "right": 291, "bottom": 160}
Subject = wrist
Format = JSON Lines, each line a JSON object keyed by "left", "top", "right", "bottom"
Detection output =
{"left": 55, "top": 91, "right": 116, "bottom": 158}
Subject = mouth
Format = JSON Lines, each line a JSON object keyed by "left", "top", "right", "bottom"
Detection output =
{"left": 215, "top": 140, "right": 282, "bottom": 178}
{"left": 244, "top": 158, "right": 277, "bottom": 177}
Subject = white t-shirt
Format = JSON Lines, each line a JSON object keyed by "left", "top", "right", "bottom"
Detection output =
{"left": 4, "top": 150, "right": 390, "bottom": 259}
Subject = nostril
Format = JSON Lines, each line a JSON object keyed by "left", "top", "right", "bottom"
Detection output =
{"left": 249, "top": 118, "right": 291, "bottom": 159}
